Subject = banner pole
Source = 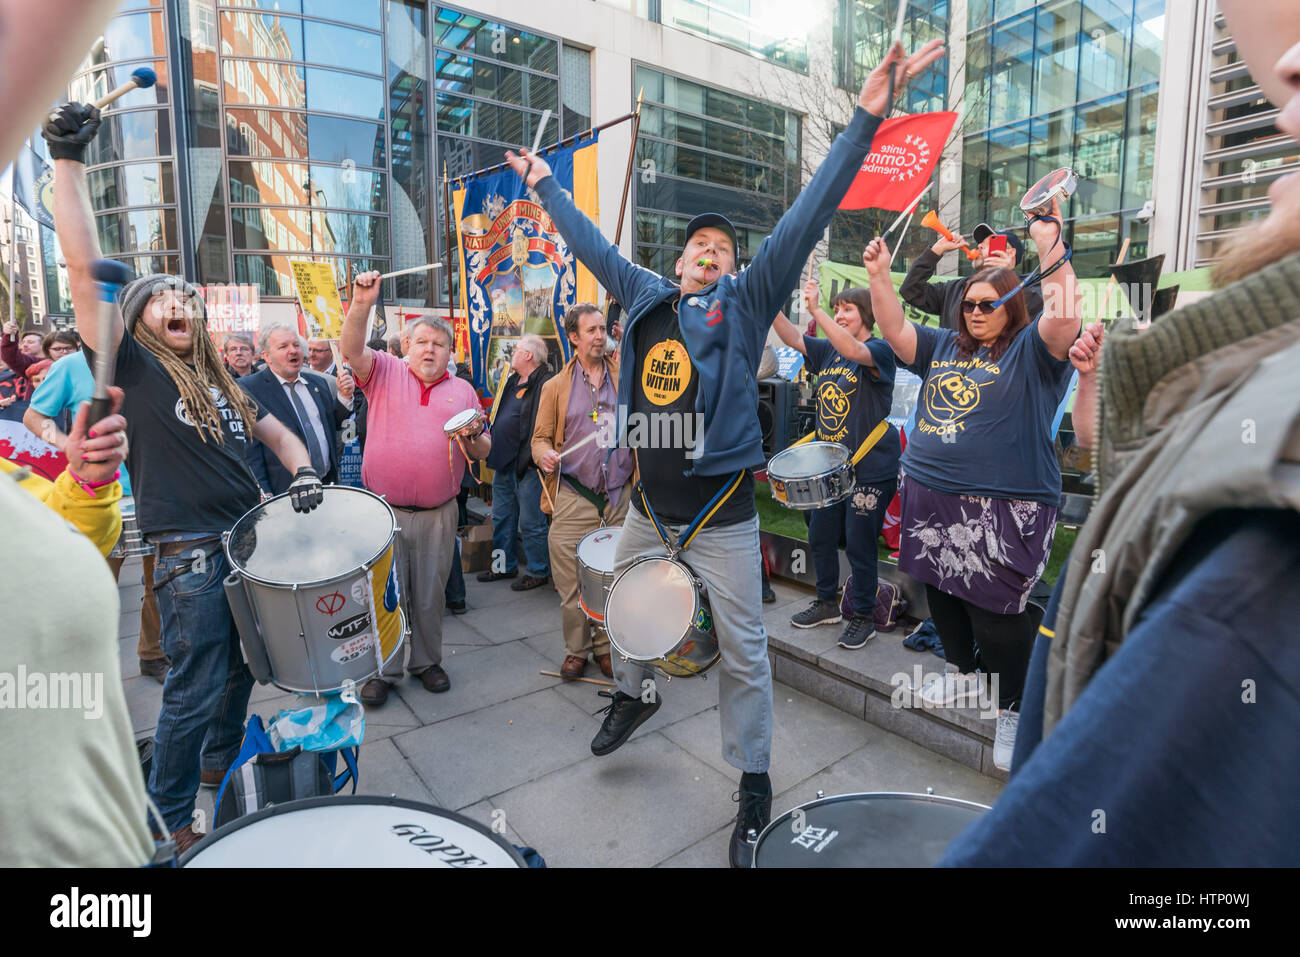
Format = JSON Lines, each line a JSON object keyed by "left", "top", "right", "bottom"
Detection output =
{"left": 442, "top": 162, "right": 460, "bottom": 362}
{"left": 613, "top": 87, "right": 644, "bottom": 248}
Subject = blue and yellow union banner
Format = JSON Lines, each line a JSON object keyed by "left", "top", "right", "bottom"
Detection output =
{"left": 453, "top": 135, "right": 599, "bottom": 395}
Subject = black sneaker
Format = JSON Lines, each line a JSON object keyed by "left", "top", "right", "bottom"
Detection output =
{"left": 729, "top": 773, "right": 772, "bottom": 868}
{"left": 446, "top": 599, "right": 467, "bottom": 615}
{"left": 590, "top": 689, "right": 661, "bottom": 756}
{"left": 791, "top": 598, "right": 842, "bottom": 629}
{"left": 837, "top": 615, "right": 877, "bottom": 649}
{"left": 761, "top": 581, "right": 776, "bottom": 603}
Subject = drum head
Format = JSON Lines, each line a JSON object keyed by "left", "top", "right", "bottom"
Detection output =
{"left": 606, "top": 557, "right": 694, "bottom": 659}
{"left": 227, "top": 486, "right": 395, "bottom": 585}
{"left": 1020, "top": 167, "right": 1078, "bottom": 212}
{"left": 181, "top": 796, "right": 526, "bottom": 868}
{"left": 754, "top": 792, "right": 988, "bottom": 868}
{"left": 768, "top": 442, "right": 850, "bottom": 480}
{"left": 577, "top": 527, "right": 621, "bottom": 571}
{"left": 444, "top": 408, "right": 480, "bottom": 434}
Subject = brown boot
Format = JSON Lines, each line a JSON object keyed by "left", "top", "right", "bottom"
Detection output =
{"left": 595, "top": 653, "right": 613, "bottom": 678}
{"left": 560, "top": 655, "right": 587, "bottom": 679}
{"left": 199, "top": 767, "right": 227, "bottom": 788}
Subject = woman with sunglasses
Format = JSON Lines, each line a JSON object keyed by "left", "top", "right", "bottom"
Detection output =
{"left": 860, "top": 197, "right": 1079, "bottom": 769}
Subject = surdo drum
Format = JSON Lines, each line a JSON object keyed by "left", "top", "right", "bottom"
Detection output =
{"left": 181, "top": 796, "right": 526, "bottom": 868}
{"left": 752, "top": 792, "right": 989, "bottom": 868}
{"left": 766, "top": 441, "right": 855, "bottom": 510}
{"left": 604, "top": 555, "right": 721, "bottom": 678}
{"left": 222, "top": 486, "right": 406, "bottom": 695}
{"left": 576, "top": 525, "right": 622, "bottom": 623}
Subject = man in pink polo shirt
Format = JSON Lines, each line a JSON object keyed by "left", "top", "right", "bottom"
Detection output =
{"left": 341, "top": 271, "right": 489, "bottom": 706}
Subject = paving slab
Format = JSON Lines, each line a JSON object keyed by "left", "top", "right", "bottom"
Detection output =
{"left": 550, "top": 666, "right": 720, "bottom": 739}
{"left": 392, "top": 640, "right": 562, "bottom": 725}
{"left": 487, "top": 732, "right": 737, "bottom": 868}
{"left": 659, "top": 682, "right": 871, "bottom": 795}
{"left": 395, "top": 687, "right": 594, "bottom": 810}
{"left": 353, "top": 736, "right": 442, "bottom": 805}
{"left": 656, "top": 821, "right": 734, "bottom": 868}
{"left": 458, "top": 799, "right": 527, "bottom": 848}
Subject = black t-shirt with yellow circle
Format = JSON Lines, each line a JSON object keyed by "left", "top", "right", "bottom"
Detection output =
{"left": 802, "top": 334, "right": 901, "bottom": 484}
{"left": 630, "top": 300, "right": 755, "bottom": 527}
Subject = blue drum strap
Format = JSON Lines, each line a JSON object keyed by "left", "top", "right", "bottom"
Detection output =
{"left": 636, "top": 470, "right": 747, "bottom": 554}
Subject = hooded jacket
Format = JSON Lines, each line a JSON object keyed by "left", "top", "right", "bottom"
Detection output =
{"left": 533, "top": 107, "right": 884, "bottom": 478}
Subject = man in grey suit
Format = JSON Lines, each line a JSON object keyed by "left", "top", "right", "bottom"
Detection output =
{"left": 239, "top": 324, "right": 352, "bottom": 493}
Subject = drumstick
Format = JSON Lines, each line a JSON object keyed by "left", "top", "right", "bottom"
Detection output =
{"left": 87, "top": 259, "right": 134, "bottom": 424}
{"left": 378, "top": 262, "right": 443, "bottom": 281}
{"left": 530, "top": 109, "right": 552, "bottom": 157}
{"left": 91, "top": 66, "right": 156, "bottom": 110}
{"left": 1096, "top": 237, "right": 1131, "bottom": 322}
{"left": 539, "top": 671, "right": 614, "bottom": 687}
{"left": 556, "top": 428, "right": 601, "bottom": 460}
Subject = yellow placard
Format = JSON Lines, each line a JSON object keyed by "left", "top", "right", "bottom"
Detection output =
{"left": 290, "top": 260, "right": 346, "bottom": 340}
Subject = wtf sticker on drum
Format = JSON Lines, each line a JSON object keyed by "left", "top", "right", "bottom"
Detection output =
{"left": 641, "top": 340, "right": 692, "bottom": 405}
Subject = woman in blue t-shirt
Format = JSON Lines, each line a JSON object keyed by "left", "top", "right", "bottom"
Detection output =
{"left": 862, "top": 202, "right": 1079, "bottom": 769}
{"left": 771, "top": 280, "right": 901, "bottom": 650}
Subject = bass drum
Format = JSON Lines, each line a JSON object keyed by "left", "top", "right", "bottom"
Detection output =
{"left": 181, "top": 796, "right": 526, "bottom": 868}
{"left": 223, "top": 486, "right": 406, "bottom": 696}
{"left": 753, "top": 791, "right": 989, "bottom": 868}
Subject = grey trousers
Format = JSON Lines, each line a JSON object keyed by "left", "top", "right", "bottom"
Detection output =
{"left": 612, "top": 507, "right": 772, "bottom": 773}
{"left": 383, "top": 499, "right": 458, "bottom": 682}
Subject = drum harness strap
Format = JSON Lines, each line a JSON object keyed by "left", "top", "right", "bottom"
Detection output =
{"left": 790, "top": 417, "right": 891, "bottom": 466}
{"left": 636, "top": 469, "right": 747, "bottom": 559}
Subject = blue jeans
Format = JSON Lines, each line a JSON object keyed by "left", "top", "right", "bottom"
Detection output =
{"left": 491, "top": 467, "right": 550, "bottom": 577}
{"left": 613, "top": 509, "right": 771, "bottom": 773}
{"left": 809, "top": 477, "right": 896, "bottom": 617}
{"left": 149, "top": 548, "right": 254, "bottom": 832}
{"left": 446, "top": 539, "right": 466, "bottom": 604}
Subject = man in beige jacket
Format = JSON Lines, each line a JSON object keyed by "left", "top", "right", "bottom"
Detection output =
{"left": 532, "top": 304, "right": 636, "bottom": 679}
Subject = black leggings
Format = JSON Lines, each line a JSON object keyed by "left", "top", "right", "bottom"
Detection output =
{"left": 925, "top": 585, "right": 1034, "bottom": 709}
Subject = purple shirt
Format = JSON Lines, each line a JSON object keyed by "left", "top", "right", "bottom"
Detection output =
{"left": 563, "top": 362, "right": 633, "bottom": 506}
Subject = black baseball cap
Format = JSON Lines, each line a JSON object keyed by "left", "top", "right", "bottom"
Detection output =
{"left": 684, "top": 213, "right": 739, "bottom": 256}
{"left": 971, "top": 224, "right": 1026, "bottom": 265}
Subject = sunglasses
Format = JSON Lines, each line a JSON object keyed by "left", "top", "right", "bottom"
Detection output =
{"left": 961, "top": 300, "right": 999, "bottom": 315}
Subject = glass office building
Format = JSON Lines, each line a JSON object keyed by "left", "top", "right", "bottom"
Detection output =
{"left": 961, "top": 0, "right": 1165, "bottom": 277}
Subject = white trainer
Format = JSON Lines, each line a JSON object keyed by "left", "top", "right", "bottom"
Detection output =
{"left": 993, "top": 709, "right": 1020, "bottom": 771}
{"left": 914, "top": 668, "right": 985, "bottom": 708}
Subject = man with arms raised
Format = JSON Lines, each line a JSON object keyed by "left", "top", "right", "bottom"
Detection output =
{"left": 341, "top": 272, "right": 489, "bottom": 706}
{"left": 506, "top": 39, "right": 943, "bottom": 867}
{"left": 47, "top": 100, "right": 324, "bottom": 853}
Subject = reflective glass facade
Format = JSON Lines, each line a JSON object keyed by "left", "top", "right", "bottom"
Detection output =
{"left": 829, "top": 0, "right": 951, "bottom": 270}
{"left": 633, "top": 65, "right": 800, "bottom": 277}
{"left": 656, "top": 0, "right": 813, "bottom": 73}
{"left": 962, "top": 0, "right": 1164, "bottom": 277}
{"left": 71, "top": 0, "right": 182, "bottom": 280}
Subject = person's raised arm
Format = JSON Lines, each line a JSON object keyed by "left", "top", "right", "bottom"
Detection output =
{"left": 1033, "top": 196, "right": 1081, "bottom": 360}
{"left": 341, "top": 271, "right": 379, "bottom": 384}
{"left": 806, "top": 279, "right": 876, "bottom": 369}
{"left": 770, "top": 311, "right": 806, "bottom": 354}
{"left": 899, "top": 240, "right": 963, "bottom": 316}
{"left": 734, "top": 40, "right": 945, "bottom": 326}
{"left": 863, "top": 238, "right": 917, "bottom": 365}
{"left": 45, "top": 104, "right": 119, "bottom": 353}
{"left": 1067, "top": 321, "right": 1103, "bottom": 450}
{"left": 504, "top": 149, "right": 660, "bottom": 312}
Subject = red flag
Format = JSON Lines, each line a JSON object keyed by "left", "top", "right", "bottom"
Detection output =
{"left": 838, "top": 111, "right": 958, "bottom": 212}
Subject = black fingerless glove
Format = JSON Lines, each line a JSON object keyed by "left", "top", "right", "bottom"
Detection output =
{"left": 42, "top": 102, "right": 102, "bottom": 163}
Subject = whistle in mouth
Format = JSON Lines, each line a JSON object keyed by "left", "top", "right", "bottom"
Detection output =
{"left": 697, "top": 258, "right": 715, "bottom": 267}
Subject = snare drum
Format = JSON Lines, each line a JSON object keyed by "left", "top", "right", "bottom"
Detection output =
{"left": 222, "top": 486, "right": 406, "bottom": 695}
{"left": 766, "top": 441, "right": 855, "bottom": 510}
{"left": 605, "top": 556, "right": 720, "bottom": 678}
{"left": 752, "top": 791, "right": 989, "bottom": 868}
{"left": 444, "top": 407, "right": 484, "bottom": 438}
{"left": 576, "top": 526, "right": 622, "bottom": 622}
{"left": 181, "top": 795, "right": 526, "bottom": 868}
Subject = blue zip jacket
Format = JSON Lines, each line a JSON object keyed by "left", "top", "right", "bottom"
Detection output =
{"left": 534, "top": 107, "right": 884, "bottom": 477}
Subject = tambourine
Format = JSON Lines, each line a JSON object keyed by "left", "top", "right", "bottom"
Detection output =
{"left": 443, "top": 407, "right": 484, "bottom": 438}
{"left": 1020, "top": 168, "right": 1078, "bottom": 221}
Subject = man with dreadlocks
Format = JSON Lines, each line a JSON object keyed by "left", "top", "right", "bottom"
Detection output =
{"left": 46, "top": 101, "right": 325, "bottom": 853}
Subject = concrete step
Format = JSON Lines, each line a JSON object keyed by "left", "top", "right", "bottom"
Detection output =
{"left": 766, "top": 584, "right": 1007, "bottom": 781}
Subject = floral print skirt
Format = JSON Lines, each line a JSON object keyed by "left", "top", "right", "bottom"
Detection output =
{"left": 897, "top": 473, "right": 1057, "bottom": 615}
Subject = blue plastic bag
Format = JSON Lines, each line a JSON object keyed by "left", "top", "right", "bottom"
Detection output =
{"left": 268, "top": 692, "right": 365, "bottom": 753}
